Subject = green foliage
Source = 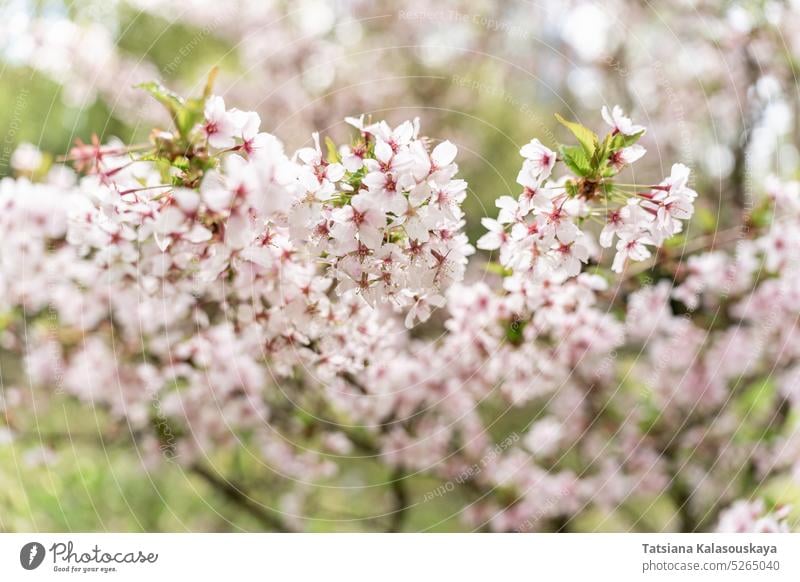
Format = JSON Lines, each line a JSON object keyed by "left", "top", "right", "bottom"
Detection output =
{"left": 484, "top": 261, "right": 513, "bottom": 277}
{"left": 610, "top": 130, "right": 645, "bottom": 150}
{"left": 554, "top": 113, "right": 598, "bottom": 157}
{"left": 136, "top": 71, "right": 222, "bottom": 188}
{"left": 138, "top": 68, "right": 215, "bottom": 141}
{"left": 503, "top": 317, "right": 526, "bottom": 346}
{"left": 139, "top": 81, "right": 196, "bottom": 137}
{"left": 559, "top": 144, "right": 592, "bottom": 177}
{"left": 325, "top": 136, "right": 341, "bottom": 163}
{"left": 555, "top": 114, "right": 646, "bottom": 185}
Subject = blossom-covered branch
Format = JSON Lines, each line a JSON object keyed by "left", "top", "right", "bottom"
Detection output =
{"left": 0, "top": 77, "right": 796, "bottom": 533}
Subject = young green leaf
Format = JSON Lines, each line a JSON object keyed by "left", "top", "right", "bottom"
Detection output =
{"left": 555, "top": 113, "right": 599, "bottom": 157}
{"left": 325, "top": 136, "right": 341, "bottom": 163}
{"left": 203, "top": 66, "right": 219, "bottom": 100}
{"left": 138, "top": 80, "right": 206, "bottom": 140}
{"left": 137, "top": 81, "right": 185, "bottom": 120}
{"left": 485, "top": 261, "right": 513, "bottom": 277}
{"left": 610, "top": 130, "right": 645, "bottom": 151}
{"left": 503, "top": 317, "right": 526, "bottom": 346}
{"left": 560, "top": 145, "right": 592, "bottom": 177}
{"left": 590, "top": 133, "right": 612, "bottom": 174}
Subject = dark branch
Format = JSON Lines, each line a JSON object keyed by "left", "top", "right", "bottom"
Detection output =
{"left": 387, "top": 466, "right": 410, "bottom": 532}
{"left": 190, "top": 463, "right": 293, "bottom": 532}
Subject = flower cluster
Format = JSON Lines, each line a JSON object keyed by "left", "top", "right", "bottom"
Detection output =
{"left": 478, "top": 107, "right": 697, "bottom": 278}
{"left": 0, "top": 82, "right": 797, "bottom": 534}
{"left": 289, "top": 117, "right": 473, "bottom": 327}
{"left": 1, "top": 80, "right": 474, "bottom": 478}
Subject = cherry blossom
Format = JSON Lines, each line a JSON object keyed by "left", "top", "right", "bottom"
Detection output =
{"left": 203, "top": 95, "right": 241, "bottom": 149}
{"left": 518, "top": 138, "right": 557, "bottom": 185}
{"left": 601, "top": 104, "right": 645, "bottom": 136}
{"left": 1, "top": 83, "right": 796, "bottom": 534}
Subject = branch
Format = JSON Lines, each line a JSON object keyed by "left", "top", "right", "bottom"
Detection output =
{"left": 339, "top": 370, "right": 369, "bottom": 395}
{"left": 730, "top": 36, "right": 761, "bottom": 212}
{"left": 387, "top": 466, "right": 410, "bottom": 532}
{"left": 190, "top": 463, "right": 294, "bottom": 532}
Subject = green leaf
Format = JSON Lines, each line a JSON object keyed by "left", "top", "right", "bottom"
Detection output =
{"left": 560, "top": 145, "right": 592, "bottom": 177}
{"left": 325, "top": 136, "right": 341, "bottom": 164}
{"left": 137, "top": 81, "right": 185, "bottom": 121}
{"left": 485, "top": 261, "right": 513, "bottom": 277}
{"left": 503, "top": 318, "right": 526, "bottom": 346}
{"left": 179, "top": 97, "right": 206, "bottom": 139}
{"left": 172, "top": 156, "right": 190, "bottom": 171}
{"left": 203, "top": 66, "right": 219, "bottom": 100}
{"left": 590, "top": 133, "right": 612, "bottom": 173}
{"left": 610, "top": 130, "right": 645, "bottom": 151}
{"left": 137, "top": 80, "right": 204, "bottom": 139}
{"left": 564, "top": 180, "right": 580, "bottom": 198}
{"left": 555, "top": 113, "right": 598, "bottom": 157}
